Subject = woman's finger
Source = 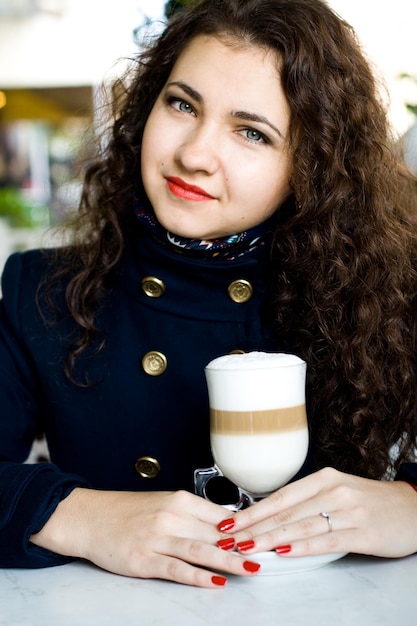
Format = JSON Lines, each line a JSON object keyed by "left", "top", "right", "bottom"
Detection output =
{"left": 126, "top": 535, "right": 261, "bottom": 587}
{"left": 218, "top": 477, "right": 417, "bottom": 559}
{"left": 233, "top": 507, "right": 348, "bottom": 555}
{"left": 217, "top": 467, "right": 338, "bottom": 535}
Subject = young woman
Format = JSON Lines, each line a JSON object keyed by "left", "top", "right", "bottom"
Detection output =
{"left": 1, "top": 0, "right": 417, "bottom": 588}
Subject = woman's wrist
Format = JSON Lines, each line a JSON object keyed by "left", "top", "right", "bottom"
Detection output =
{"left": 30, "top": 487, "right": 91, "bottom": 558}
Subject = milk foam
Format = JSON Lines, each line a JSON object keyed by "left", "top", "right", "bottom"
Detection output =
{"left": 211, "top": 429, "right": 309, "bottom": 494}
{"left": 206, "top": 351, "right": 304, "bottom": 371}
{"left": 205, "top": 351, "right": 306, "bottom": 411}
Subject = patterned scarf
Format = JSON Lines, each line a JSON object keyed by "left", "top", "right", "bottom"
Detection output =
{"left": 134, "top": 203, "right": 275, "bottom": 260}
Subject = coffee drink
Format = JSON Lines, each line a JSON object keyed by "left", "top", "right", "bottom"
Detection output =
{"left": 205, "top": 352, "right": 308, "bottom": 497}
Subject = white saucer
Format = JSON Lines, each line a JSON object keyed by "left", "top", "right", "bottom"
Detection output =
{"left": 241, "top": 551, "right": 347, "bottom": 576}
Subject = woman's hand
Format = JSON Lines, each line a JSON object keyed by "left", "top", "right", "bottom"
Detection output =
{"left": 30, "top": 488, "right": 261, "bottom": 587}
{"left": 216, "top": 467, "right": 417, "bottom": 559}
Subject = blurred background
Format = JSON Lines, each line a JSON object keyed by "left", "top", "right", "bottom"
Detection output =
{"left": 0, "top": 0, "right": 416, "bottom": 276}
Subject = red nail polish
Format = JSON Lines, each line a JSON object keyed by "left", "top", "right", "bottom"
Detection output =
{"left": 236, "top": 540, "right": 255, "bottom": 552}
{"left": 275, "top": 544, "right": 292, "bottom": 554}
{"left": 407, "top": 482, "right": 417, "bottom": 493}
{"left": 212, "top": 575, "right": 227, "bottom": 587}
{"left": 217, "top": 537, "right": 235, "bottom": 551}
{"left": 243, "top": 560, "right": 261, "bottom": 573}
{"left": 217, "top": 518, "right": 235, "bottom": 532}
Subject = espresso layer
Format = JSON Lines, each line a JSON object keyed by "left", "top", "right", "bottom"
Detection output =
{"left": 211, "top": 405, "right": 307, "bottom": 434}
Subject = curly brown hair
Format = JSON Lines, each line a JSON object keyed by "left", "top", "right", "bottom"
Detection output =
{"left": 46, "top": 0, "right": 417, "bottom": 479}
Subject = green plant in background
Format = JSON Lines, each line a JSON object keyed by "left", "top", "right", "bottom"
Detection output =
{"left": 400, "top": 73, "right": 417, "bottom": 119}
{"left": 165, "top": 0, "right": 195, "bottom": 19}
{"left": 398, "top": 74, "right": 417, "bottom": 181}
{"left": 0, "top": 187, "right": 49, "bottom": 229}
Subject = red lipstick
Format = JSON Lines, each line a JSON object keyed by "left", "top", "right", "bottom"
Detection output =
{"left": 167, "top": 177, "right": 214, "bottom": 201}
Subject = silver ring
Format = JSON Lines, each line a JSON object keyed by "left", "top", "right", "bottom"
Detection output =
{"left": 320, "top": 511, "right": 333, "bottom": 532}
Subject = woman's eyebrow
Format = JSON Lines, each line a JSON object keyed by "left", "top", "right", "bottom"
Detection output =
{"left": 232, "top": 110, "right": 285, "bottom": 139}
{"left": 166, "top": 81, "right": 203, "bottom": 104}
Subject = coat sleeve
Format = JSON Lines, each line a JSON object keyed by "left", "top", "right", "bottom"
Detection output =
{"left": 0, "top": 252, "right": 88, "bottom": 568}
{"left": 395, "top": 462, "right": 417, "bottom": 487}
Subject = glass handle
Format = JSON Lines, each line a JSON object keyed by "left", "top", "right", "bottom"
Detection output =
{"left": 194, "top": 466, "right": 253, "bottom": 511}
{"left": 194, "top": 466, "right": 221, "bottom": 499}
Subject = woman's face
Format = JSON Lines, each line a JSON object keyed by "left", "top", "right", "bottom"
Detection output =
{"left": 141, "top": 34, "right": 291, "bottom": 240}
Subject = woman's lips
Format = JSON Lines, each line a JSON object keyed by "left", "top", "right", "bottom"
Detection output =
{"left": 166, "top": 177, "right": 215, "bottom": 201}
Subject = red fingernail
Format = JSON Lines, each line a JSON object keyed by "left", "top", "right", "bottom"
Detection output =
{"left": 217, "top": 518, "right": 235, "bottom": 532}
{"left": 407, "top": 482, "right": 417, "bottom": 493}
{"left": 243, "top": 560, "right": 261, "bottom": 573}
{"left": 275, "top": 544, "right": 292, "bottom": 554}
{"left": 212, "top": 575, "right": 227, "bottom": 587}
{"left": 236, "top": 540, "right": 255, "bottom": 552}
{"left": 217, "top": 538, "right": 235, "bottom": 551}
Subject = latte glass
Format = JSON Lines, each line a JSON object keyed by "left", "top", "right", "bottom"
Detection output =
{"left": 195, "top": 352, "right": 308, "bottom": 508}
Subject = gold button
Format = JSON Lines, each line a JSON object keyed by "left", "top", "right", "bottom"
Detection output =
{"left": 228, "top": 279, "right": 253, "bottom": 303}
{"left": 142, "top": 276, "right": 166, "bottom": 298}
{"left": 142, "top": 351, "right": 167, "bottom": 376}
{"left": 135, "top": 456, "right": 161, "bottom": 478}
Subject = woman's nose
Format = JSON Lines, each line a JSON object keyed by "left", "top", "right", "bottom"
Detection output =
{"left": 175, "top": 124, "right": 220, "bottom": 175}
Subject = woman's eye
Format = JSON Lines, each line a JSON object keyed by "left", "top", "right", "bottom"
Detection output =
{"left": 169, "top": 97, "right": 195, "bottom": 115}
{"left": 178, "top": 100, "right": 194, "bottom": 114}
{"left": 242, "top": 128, "right": 268, "bottom": 144}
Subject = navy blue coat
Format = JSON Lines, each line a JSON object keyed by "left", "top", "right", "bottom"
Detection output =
{"left": 0, "top": 228, "right": 278, "bottom": 568}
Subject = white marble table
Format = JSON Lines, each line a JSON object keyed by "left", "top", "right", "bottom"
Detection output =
{"left": 1, "top": 553, "right": 416, "bottom": 626}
